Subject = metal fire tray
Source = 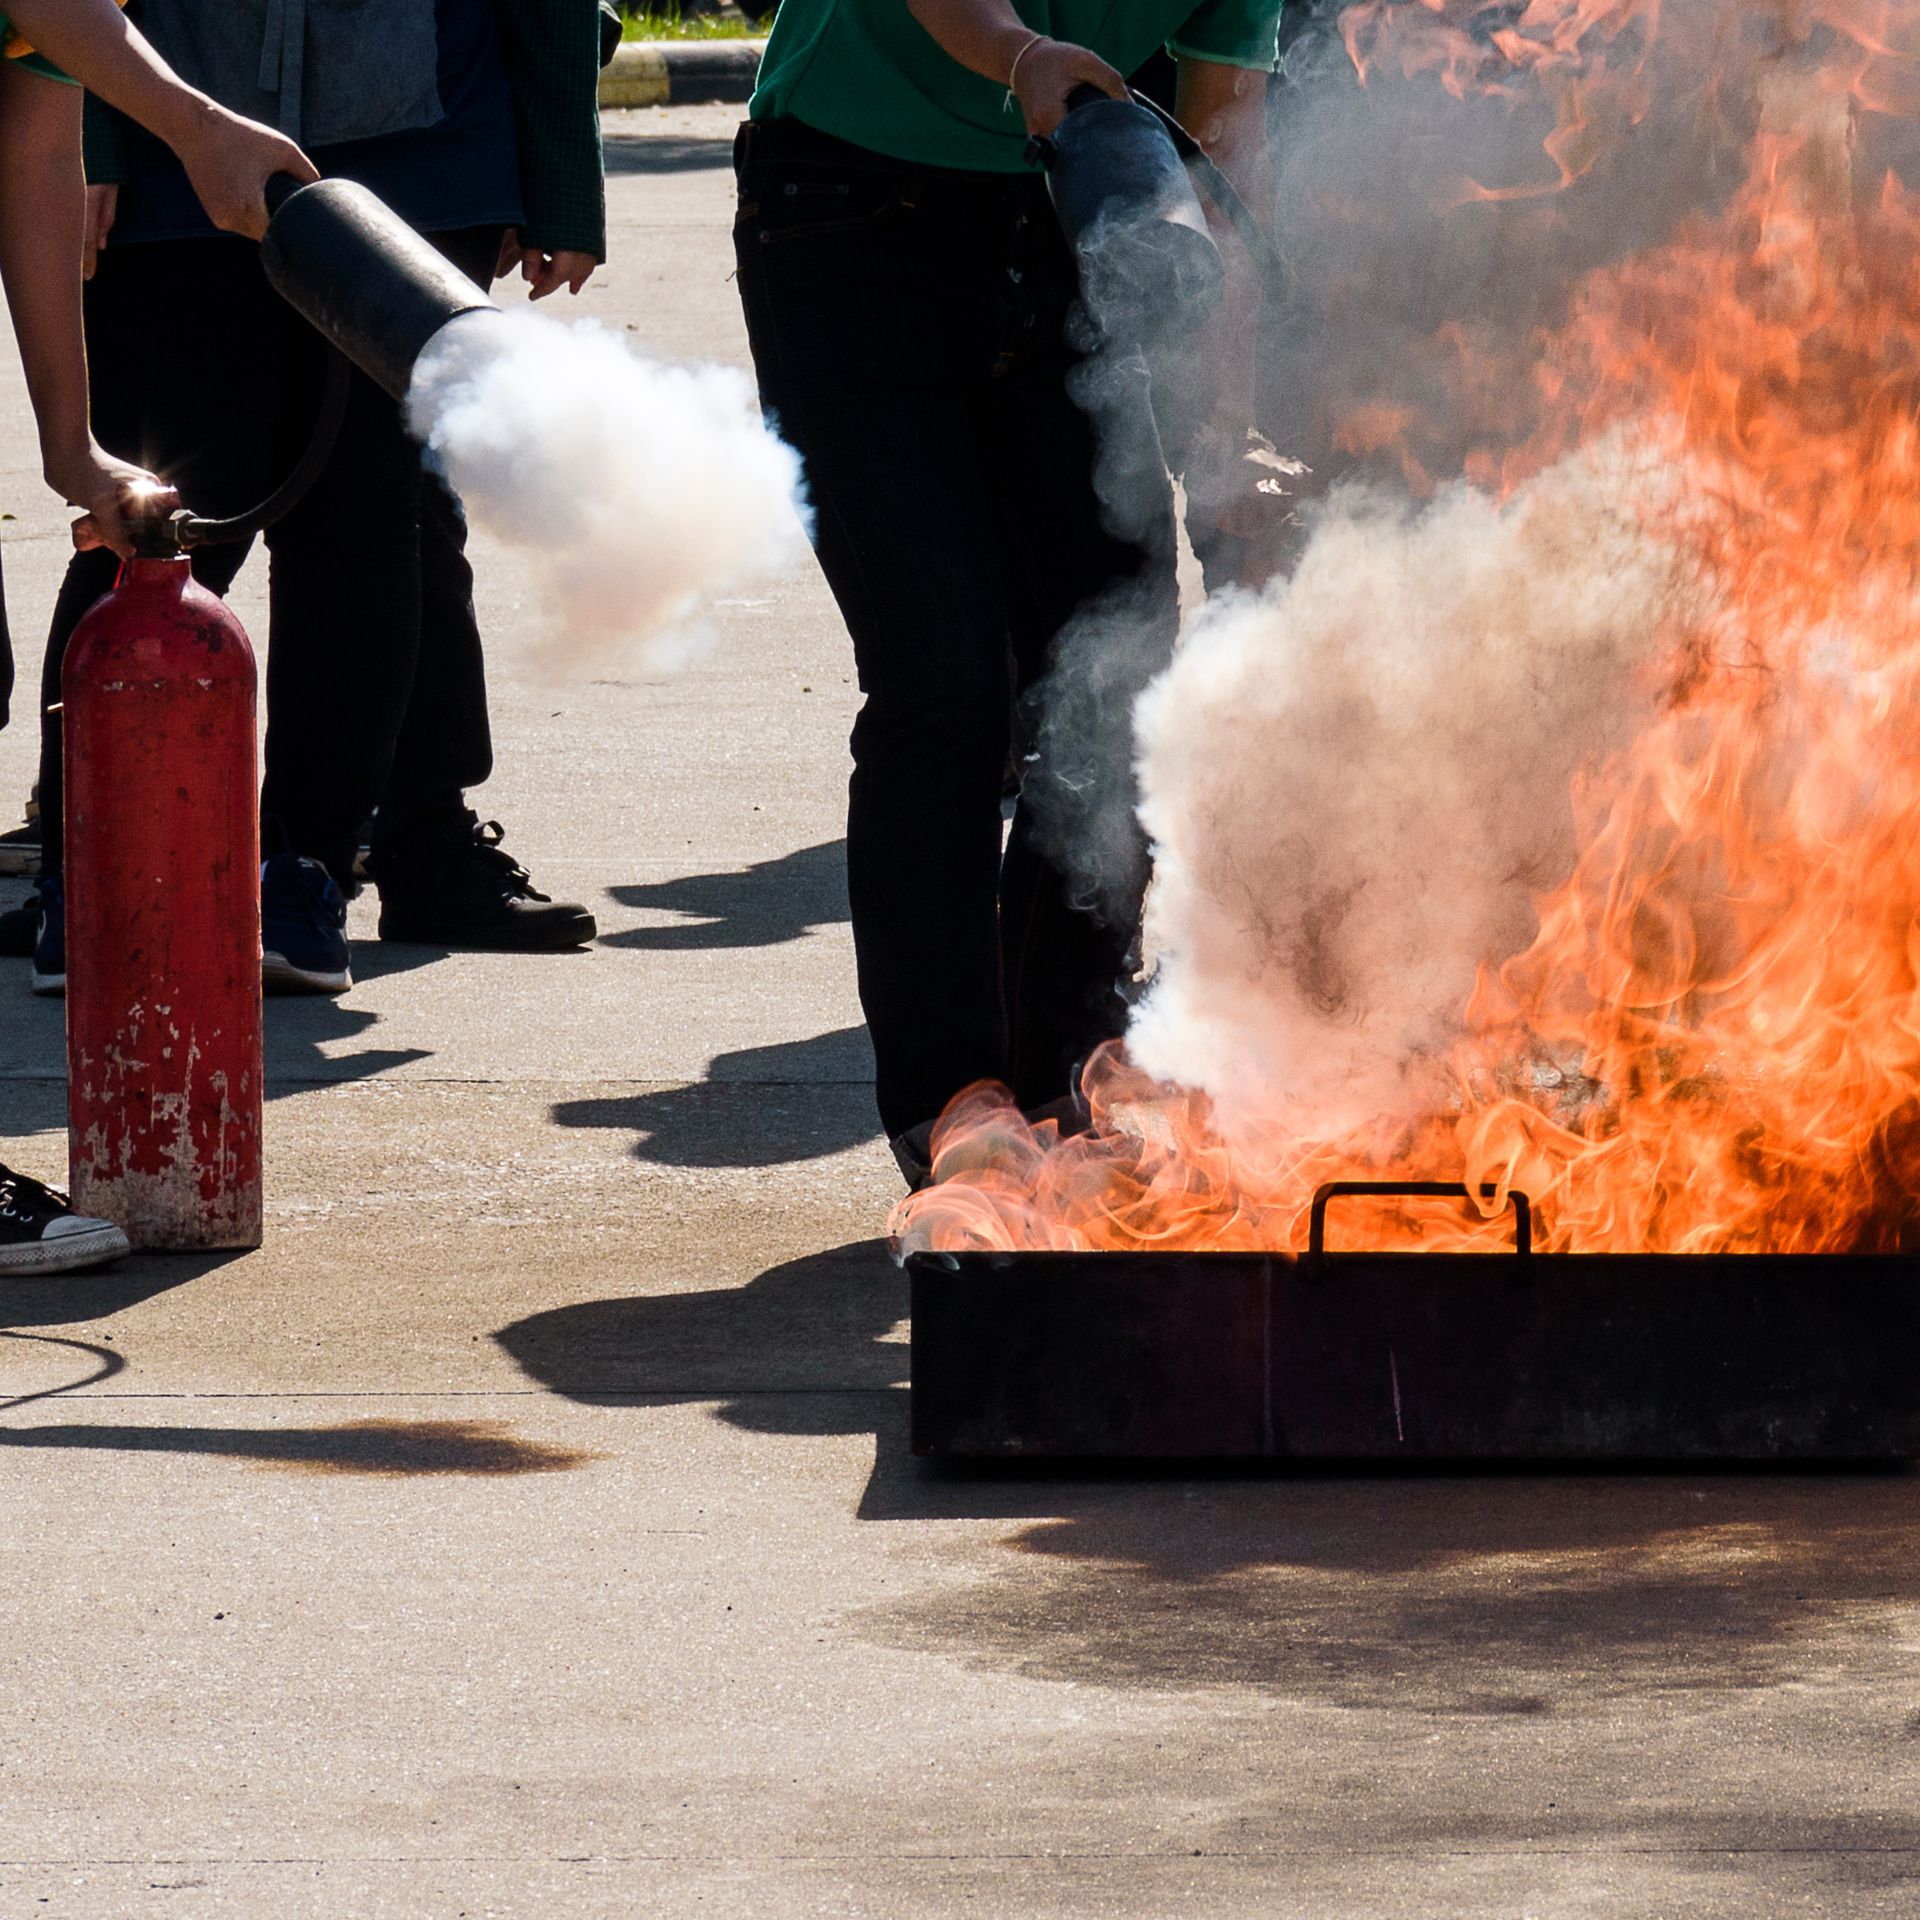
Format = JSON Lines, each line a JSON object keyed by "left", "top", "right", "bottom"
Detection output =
{"left": 907, "top": 1182, "right": 1920, "bottom": 1462}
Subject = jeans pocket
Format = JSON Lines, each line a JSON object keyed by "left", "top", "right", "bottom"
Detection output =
{"left": 737, "top": 171, "right": 909, "bottom": 248}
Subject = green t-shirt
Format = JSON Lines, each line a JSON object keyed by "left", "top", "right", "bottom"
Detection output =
{"left": 748, "top": 0, "right": 1282, "bottom": 173}
{"left": 0, "top": 13, "right": 76, "bottom": 84}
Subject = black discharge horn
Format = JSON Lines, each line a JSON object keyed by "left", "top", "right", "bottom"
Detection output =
{"left": 157, "top": 172, "right": 506, "bottom": 554}
{"left": 258, "top": 171, "right": 501, "bottom": 401}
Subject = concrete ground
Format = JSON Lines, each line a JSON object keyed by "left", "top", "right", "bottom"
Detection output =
{"left": 1, "top": 105, "right": 1917, "bottom": 1919}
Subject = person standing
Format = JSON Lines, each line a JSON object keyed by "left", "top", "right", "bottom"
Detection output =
{"left": 733, "top": 0, "right": 1279, "bottom": 1181}
{"left": 26, "top": 0, "right": 608, "bottom": 998}
{"left": 0, "top": 0, "right": 311, "bottom": 1273}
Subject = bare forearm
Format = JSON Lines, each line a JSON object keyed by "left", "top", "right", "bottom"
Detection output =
{"left": 907, "top": 0, "right": 1127, "bottom": 135}
{"left": 5, "top": 0, "right": 221, "bottom": 148}
{"left": 1176, "top": 59, "right": 1270, "bottom": 424}
{"left": 5, "top": 0, "right": 311, "bottom": 236}
{"left": 0, "top": 67, "right": 91, "bottom": 481}
{"left": 1175, "top": 59, "right": 1271, "bottom": 222}
{"left": 905, "top": 0, "right": 1039, "bottom": 86}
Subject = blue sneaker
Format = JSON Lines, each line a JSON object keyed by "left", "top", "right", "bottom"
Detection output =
{"left": 261, "top": 853, "right": 351, "bottom": 994}
{"left": 30, "top": 871, "right": 63, "bottom": 997}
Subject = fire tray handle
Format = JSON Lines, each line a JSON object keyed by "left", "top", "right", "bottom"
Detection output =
{"left": 1308, "top": 1182, "right": 1533, "bottom": 1257}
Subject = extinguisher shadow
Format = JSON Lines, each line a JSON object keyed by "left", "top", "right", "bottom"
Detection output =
{"left": 0, "top": 1249, "right": 242, "bottom": 1334}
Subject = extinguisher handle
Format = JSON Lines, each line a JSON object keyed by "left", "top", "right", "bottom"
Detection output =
{"left": 265, "top": 171, "right": 309, "bottom": 219}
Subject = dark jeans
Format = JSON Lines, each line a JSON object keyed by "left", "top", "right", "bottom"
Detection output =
{"left": 733, "top": 119, "right": 1178, "bottom": 1138}
{"left": 37, "top": 227, "right": 500, "bottom": 889}
{"left": 0, "top": 546, "right": 12, "bottom": 736}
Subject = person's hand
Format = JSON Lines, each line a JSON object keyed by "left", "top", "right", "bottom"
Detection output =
{"left": 82, "top": 182, "right": 117, "bottom": 281}
{"left": 170, "top": 101, "right": 316, "bottom": 240}
{"left": 494, "top": 229, "right": 597, "bottom": 300}
{"left": 50, "top": 443, "right": 179, "bottom": 558}
{"left": 1010, "top": 37, "right": 1128, "bottom": 139}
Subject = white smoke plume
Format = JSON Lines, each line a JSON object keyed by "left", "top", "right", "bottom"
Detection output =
{"left": 1019, "top": 1, "right": 1862, "bottom": 1133}
{"left": 1127, "top": 438, "right": 1704, "bottom": 1141}
{"left": 407, "top": 310, "right": 808, "bottom": 669}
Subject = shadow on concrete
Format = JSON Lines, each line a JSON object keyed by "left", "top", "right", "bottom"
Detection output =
{"left": 497, "top": 1236, "right": 1920, "bottom": 1715}
{"left": 495, "top": 1237, "right": 904, "bottom": 1434}
{"left": 600, "top": 840, "right": 847, "bottom": 952}
{"left": 0, "top": 1415, "right": 594, "bottom": 1476}
{"left": 3, "top": 988, "right": 435, "bottom": 1096}
{"left": 852, "top": 1438, "right": 1920, "bottom": 1711}
{"left": 602, "top": 134, "right": 736, "bottom": 176}
{"left": 0, "top": 1249, "right": 242, "bottom": 1331}
{"left": 551, "top": 1027, "right": 877, "bottom": 1167}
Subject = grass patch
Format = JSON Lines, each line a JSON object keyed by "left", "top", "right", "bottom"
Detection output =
{"left": 621, "top": 6, "right": 770, "bottom": 37}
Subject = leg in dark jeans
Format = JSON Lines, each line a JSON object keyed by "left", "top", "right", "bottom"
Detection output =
{"left": 265, "top": 223, "right": 501, "bottom": 879}
{"left": 733, "top": 123, "right": 1175, "bottom": 1139}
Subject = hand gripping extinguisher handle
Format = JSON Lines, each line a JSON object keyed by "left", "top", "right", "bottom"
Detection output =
{"left": 265, "top": 170, "right": 307, "bottom": 219}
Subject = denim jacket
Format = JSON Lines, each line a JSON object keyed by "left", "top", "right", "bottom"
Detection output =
{"left": 138, "top": 0, "right": 445, "bottom": 146}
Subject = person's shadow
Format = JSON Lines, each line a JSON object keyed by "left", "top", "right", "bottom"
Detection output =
{"left": 551, "top": 1026, "right": 878, "bottom": 1169}
{"left": 495, "top": 1237, "right": 905, "bottom": 1435}
{"left": 599, "top": 841, "right": 848, "bottom": 954}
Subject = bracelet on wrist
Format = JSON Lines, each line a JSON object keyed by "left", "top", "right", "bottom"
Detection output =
{"left": 1005, "top": 32, "right": 1046, "bottom": 94}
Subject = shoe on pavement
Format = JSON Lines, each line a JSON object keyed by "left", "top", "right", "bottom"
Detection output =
{"left": 890, "top": 1087, "right": 1094, "bottom": 1193}
{"left": 30, "top": 871, "right": 63, "bottom": 996}
{"left": 891, "top": 1119, "right": 937, "bottom": 1193}
{"left": 0, "top": 1164, "right": 129, "bottom": 1277}
{"left": 261, "top": 853, "right": 352, "bottom": 993}
{"left": 371, "top": 812, "right": 596, "bottom": 951}
{"left": 0, "top": 894, "right": 33, "bottom": 958}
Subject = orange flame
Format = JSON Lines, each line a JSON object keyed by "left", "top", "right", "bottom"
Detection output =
{"left": 895, "top": 1, "right": 1920, "bottom": 1260}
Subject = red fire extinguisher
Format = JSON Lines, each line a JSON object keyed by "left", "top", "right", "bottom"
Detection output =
{"left": 63, "top": 554, "right": 263, "bottom": 1250}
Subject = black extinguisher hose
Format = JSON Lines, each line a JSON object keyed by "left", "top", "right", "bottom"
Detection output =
{"left": 159, "top": 344, "right": 353, "bottom": 554}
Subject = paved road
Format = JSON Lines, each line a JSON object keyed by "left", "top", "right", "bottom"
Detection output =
{"left": 1, "top": 105, "right": 1917, "bottom": 1919}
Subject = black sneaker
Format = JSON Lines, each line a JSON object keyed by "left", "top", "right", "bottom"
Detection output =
{"left": 890, "top": 1089, "right": 1094, "bottom": 1193}
{"left": 261, "top": 852, "right": 352, "bottom": 993}
{"left": 371, "top": 813, "right": 597, "bottom": 951}
{"left": 0, "top": 894, "right": 33, "bottom": 958}
{"left": 31, "top": 870, "right": 63, "bottom": 996}
{"left": 0, "top": 1165, "right": 129, "bottom": 1277}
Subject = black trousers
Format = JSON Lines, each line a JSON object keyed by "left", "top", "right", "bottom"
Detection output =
{"left": 0, "top": 547, "right": 12, "bottom": 736}
{"left": 733, "top": 120, "right": 1178, "bottom": 1139}
{"left": 37, "top": 227, "right": 500, "bottom": 889}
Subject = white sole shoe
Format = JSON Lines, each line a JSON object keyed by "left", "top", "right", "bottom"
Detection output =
{"left": 29, "top": 967, "right": 63, "bottom": 996}
{"left": 263, "top": 950, "right": 351, "bottom": 994}
{"left": 0, "top": 1215, "right": 130, "bottom": 1277}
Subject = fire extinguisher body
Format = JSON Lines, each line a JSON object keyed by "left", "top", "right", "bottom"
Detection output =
{"left": 63, "top": 555, "right": 263, "bottom": 1250}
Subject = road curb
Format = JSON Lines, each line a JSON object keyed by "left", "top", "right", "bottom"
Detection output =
{"left": 599, "top": 39, "right": 765, "bottom": 110}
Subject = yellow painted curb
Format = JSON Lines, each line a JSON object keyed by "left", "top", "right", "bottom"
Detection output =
{"left": 598, "top": 40, "right": 767, "bottom": 109}
{"left": 599, "top": 43, "right": 670, "bottom": 109}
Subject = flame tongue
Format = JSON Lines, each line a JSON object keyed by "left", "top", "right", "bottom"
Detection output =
{"left": 896, "top": 0, "right": 1920, "bottom": 1260}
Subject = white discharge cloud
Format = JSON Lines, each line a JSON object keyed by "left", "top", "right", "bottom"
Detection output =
{"left": 407, "top": 310, "right": 809, "bottom": 669}
{"left": 1126, "top": 441, "right": 1702, "bottom": 1142}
